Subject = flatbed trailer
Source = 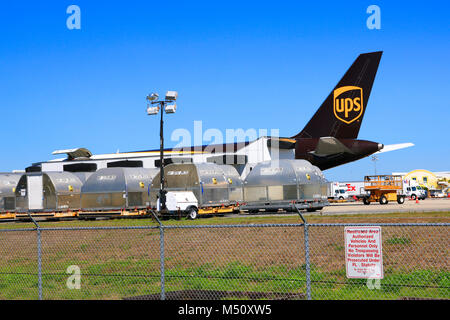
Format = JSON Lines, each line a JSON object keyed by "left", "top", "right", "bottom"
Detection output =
{"left": 239, "top": 199, "right": 327, "bottom": 213}
{"left": 0, "top": 209, "right": 149, "bottom": 222}
{"left": 362, "top": 175, "right": 406, "bottom": 205}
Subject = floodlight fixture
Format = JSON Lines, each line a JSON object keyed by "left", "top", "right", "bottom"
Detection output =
{"left": 147, "top": 93, "right": 159, "bottom": 102}
{"left": 147, "top": 105, "right": 160, "bottom": 115}
{"left": 165, "top": 91, "right": 178, "bottom": 101}
{"left": 165, "top": 103, "right": 177, "bottom": 114}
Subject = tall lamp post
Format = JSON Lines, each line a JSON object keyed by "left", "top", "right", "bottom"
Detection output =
{"left": 371, "top": 155, "right": 379, "bottom": 176}
{"left": 146, "top": 91, "right": 178, "bottom": 212}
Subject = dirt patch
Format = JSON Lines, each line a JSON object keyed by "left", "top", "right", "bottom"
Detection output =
{"left": 124, "top": 290, "right": 305, "bottom": 300}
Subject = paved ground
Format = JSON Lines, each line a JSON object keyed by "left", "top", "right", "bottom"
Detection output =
{"left": 317, "top": 198, "right": 450, "bottom": 216}
{"left": 238, "top": 198, "right": 450, "bottom": 218}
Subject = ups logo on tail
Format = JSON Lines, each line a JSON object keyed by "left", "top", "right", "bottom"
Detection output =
{"left": 333, "top": 86, "right": 364, "bottom": 124}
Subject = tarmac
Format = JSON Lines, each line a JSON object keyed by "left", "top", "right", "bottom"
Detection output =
{"left": 318, "top": 198, "right": 450, "bottom": 216}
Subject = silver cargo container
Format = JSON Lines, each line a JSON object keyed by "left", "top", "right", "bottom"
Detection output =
{"left": 149, "top": 163, "right": 243, "bottom": 208}
{"left": 0, "top": 173, "right": 21, "bottom": 211}
{"left": 242, "top": 159, "right": 329, "bottom": 211}
{"left": 81, "top": 168, "right": 159, "bottom": 210}
{"left": 15, "top": 172, "right": 87, "bottom": 212}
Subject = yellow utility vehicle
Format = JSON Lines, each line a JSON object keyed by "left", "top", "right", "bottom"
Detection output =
{"left": 362, "top": 175, "right": 406, "bottom": 205}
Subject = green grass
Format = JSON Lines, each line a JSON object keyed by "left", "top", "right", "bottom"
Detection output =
{"left": 1, "top": 260, "right": 447, "bottom": 300}
{"left": 386, "top": 236, "right": 411, "bottom": 245}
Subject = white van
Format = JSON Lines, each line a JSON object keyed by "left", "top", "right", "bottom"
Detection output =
{"left": 403, "top": 183, "right": 426, "bottom": 200}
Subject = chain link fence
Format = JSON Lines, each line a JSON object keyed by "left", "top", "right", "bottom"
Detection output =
{"left": 0, "top": 215, "right": 448, "bottom": 300}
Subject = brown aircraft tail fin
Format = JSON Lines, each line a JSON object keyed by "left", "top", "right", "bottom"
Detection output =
{"left": 293, "top": 51, "right": 382, "bottom": 139}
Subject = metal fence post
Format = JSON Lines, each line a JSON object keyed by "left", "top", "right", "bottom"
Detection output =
{"left": 159, "top": 225, "right": 165, "bottom": 300}
{"left": 28, "top": 213, "right": 42, "bottom": 300}
{"left": 294, "top": 205, "right": 312, "bottom": 300}
{"left": 150, "top": 210, "right": 165, "bottom": 300}
{"left": 37, "top": 228, "right": 42, "bottom": 300}
{"left": 303, "top": 223, "right": 312, "bottom": 300}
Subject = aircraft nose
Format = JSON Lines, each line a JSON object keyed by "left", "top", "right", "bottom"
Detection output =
{"left": 378, "top": 143, "right": 384, "bottom": 151}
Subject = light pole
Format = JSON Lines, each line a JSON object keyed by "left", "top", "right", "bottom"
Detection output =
{"left": 147, "top": 91, "right": 178, "bottom": 212}
{"left": 371, "top": 155, "right": 379, "bottom": 175}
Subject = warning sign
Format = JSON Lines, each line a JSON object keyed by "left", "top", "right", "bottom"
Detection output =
{"left": 344, "top": 226, "right": 383, "bottom": 279}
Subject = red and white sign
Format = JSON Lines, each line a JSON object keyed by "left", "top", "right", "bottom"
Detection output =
{"left": 344, "top": 226, "right": 383, "bottom": 279}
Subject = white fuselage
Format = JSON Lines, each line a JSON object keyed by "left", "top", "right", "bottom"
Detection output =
{"left": 38, "top": 137, "right": 295, "bottom": 180}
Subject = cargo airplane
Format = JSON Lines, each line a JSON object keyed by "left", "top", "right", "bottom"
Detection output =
{"left": 29, "top": 51, "right": 413, "bottom": 177}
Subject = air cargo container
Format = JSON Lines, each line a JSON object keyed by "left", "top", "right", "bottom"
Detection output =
{"left": 149, "top": 163, "right": 243, "bottom": 219}
{"left": 0, "top": 173, "right": 21, "bottom": 212}
{"left": 15, "top": 172, "right": 90, "bottom": 212}
{"left": 241, "top": 159, "right": 328, "bottom": 212}
{"left": 81, "top": 168, "right": 159, "bottom": 210}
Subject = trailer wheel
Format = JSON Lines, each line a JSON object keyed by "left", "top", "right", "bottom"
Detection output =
{"left": 397, "top": 196, "right": 405, "bottom": 204}
{"left": 187, "top": 207, "right": 198, "bottom": 220}
{"left": 411, "top": 194, "right": 417, "bottom": 200}
{"left": 379, "top": 196, "right": 388, "bottom": 205}
{"left": 363, "top": 197, "right": 371, "bottom": 205}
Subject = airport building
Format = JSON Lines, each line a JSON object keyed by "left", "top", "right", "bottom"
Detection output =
{"left": 392, "top": 169, "right": 450, "bottom": 192}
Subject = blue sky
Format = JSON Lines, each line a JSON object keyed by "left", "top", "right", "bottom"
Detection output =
{"left": 0, "top": 1, "right": 449, "bottom": 181}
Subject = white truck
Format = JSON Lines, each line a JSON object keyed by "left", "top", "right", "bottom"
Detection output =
{"left": 328, "top": 181, "right": 368, "bottom": 200}
{"left": 403, "top": 180, "right": 426, "bottom": 200}
{"left": 328, "top": 182, "right": 349, "bottom": 200}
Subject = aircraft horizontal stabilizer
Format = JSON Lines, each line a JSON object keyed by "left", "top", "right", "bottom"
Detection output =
{"left": 52, "top": 148, "right": 93, "bottom": 159}
{"left": 309, "top": 137, "right": 354, "bottom": 157}
{"left": 375, "top": 143, "right": 414, "bottom": 154}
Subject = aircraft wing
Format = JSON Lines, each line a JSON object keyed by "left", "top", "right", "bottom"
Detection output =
{"left": 375, "top": 143, "right": 414, "bottom": 154}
